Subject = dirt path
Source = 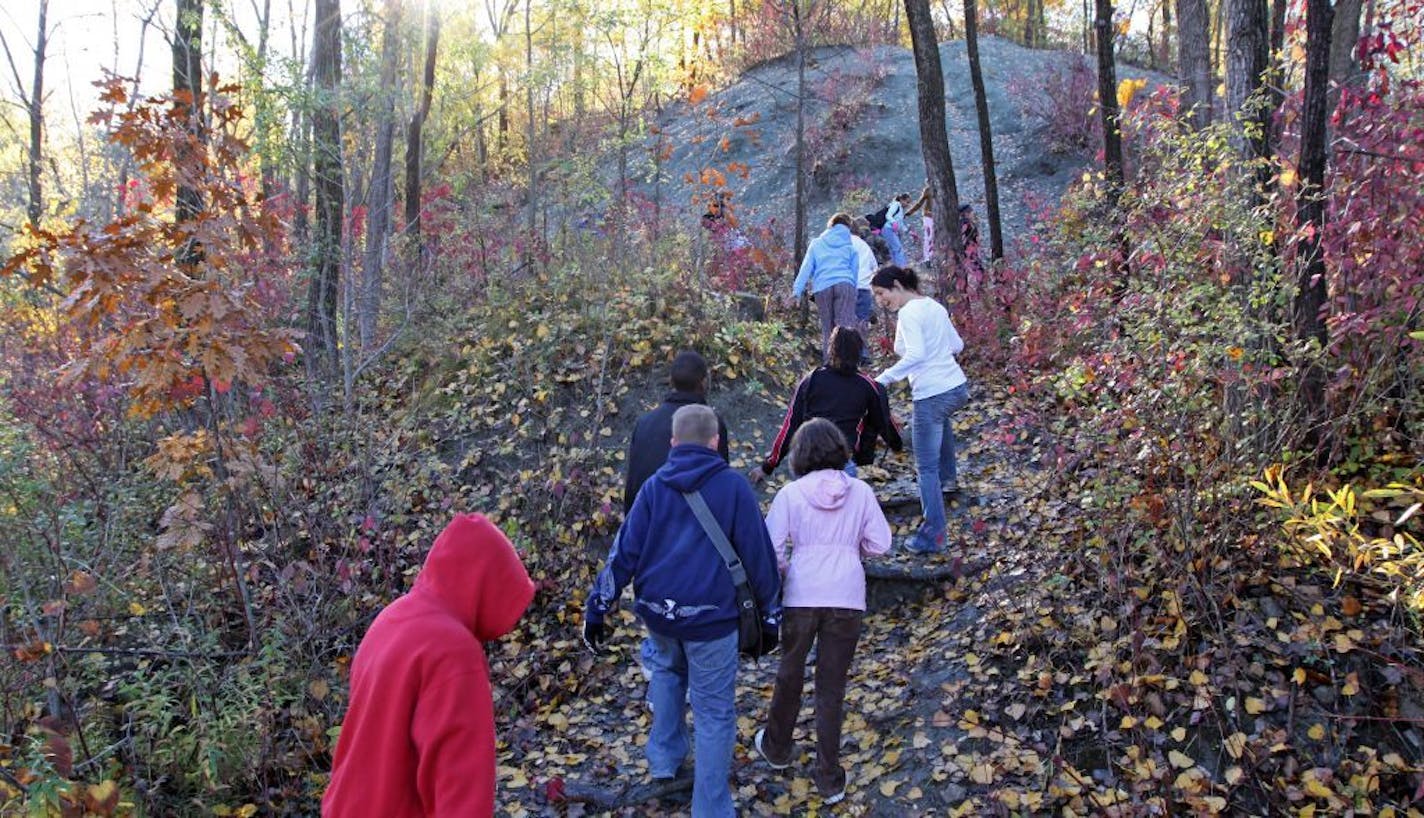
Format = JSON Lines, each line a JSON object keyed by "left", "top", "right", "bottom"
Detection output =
{"left": 495, "top": 375, "right": 1059, "bottom": 816}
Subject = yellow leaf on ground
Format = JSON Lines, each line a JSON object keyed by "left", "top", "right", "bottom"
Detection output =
{"left": 880, "top": 779, "right": 900, "bottom": 796}
{"left": 1224, "top": 732, "right": 1248, "bottom": 759}
{"left": 1169, "top": 750, "right": 1195, "bottom": 769}
{"left": 970, "top": 763, "right": 994, "bottom": 784}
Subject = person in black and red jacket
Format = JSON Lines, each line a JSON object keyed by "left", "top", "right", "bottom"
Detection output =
{"left": 749, "top": 327, "right": 902, "bottom": 485}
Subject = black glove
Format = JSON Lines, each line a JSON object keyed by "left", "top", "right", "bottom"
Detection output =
{"left": 582, "top": 620, "right": 606, "bottom": 654}
{"left": 751, "top": 627, "right": 779, "bottom": 658}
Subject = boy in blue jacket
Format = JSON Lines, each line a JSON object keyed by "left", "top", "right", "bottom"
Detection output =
{"left": 584, "top": 404, "right": 781, "bottom": 818}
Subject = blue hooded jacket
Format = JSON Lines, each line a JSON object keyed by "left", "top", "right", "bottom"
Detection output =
{"left": 587, "top": 444, "right": 781, "bottom": 641}
{"left": 791, "top": 223, "right": 859, "bottom": 297}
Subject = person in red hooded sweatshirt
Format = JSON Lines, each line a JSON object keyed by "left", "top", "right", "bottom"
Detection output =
{"left": 322, "top": 513, "right": 535, "bottom": 817}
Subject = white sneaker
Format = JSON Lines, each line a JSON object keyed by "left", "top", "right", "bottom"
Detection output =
{"left": 753, "top": 728, "right": 790, "bottom": 770}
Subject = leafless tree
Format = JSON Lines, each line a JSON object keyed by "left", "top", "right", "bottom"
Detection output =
{"left": 360, "top": 0, "right": 402, "bottom": 350}
{"left": 1094, "top": 0, "right": 1124, "bottom": 198}
{"left": 1226, "top": 0, "right": 1270, "bottom": 183}
{"left": 1176, "top": 0, "right": 1212, "bottom": 127}
{"left": 0, "top": 0, "right": 50, "bottom": 226}
{"left": 173, "top": 0, "right": 205, "bottom": 266}
{"left": 904, "top": 0, "right": 965, "bottom": 296}
{"left": 405, "top": 1, "right": 439, "bottom": 260}
{"left": 307, "top": 0, "right": 344, "bottom": 384}
{"left": 1294, "top": 0, "right": 1332, "bottom": 422}
{"left": 963, "top": 0, "right": 1004, "bottom": 260}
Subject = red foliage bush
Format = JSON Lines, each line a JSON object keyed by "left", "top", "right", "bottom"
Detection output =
{"left": 1009, "top": 55, "right": 1101, "bottom": 155}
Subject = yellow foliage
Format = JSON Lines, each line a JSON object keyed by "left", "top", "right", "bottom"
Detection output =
{"left": 1116, "top": 78, "right": 1147, "bottom": 109}
{"left": 1253, "top": 468, "right": 1424, "bottom": 612}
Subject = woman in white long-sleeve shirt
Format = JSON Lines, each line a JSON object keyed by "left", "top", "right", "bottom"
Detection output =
{"left": 870, "top": 265, "right": 969, "bottom": 554}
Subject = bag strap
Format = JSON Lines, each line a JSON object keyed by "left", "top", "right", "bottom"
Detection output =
{"left": 683, "top": 490, "right": 749, "bottom": 588}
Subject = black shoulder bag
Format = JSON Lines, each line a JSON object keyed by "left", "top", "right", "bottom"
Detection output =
{"left": 683, "top": 490, "right": 762, "bottom": 656}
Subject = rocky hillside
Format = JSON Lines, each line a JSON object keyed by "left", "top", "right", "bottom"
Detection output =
{"left": 643, "top": 36, "right": 1168, "bottom": 252}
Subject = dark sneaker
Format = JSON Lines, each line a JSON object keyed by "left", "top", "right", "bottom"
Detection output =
{"left": 824, "top": 785, "right": 847, "bottom": 805}
{"left": 754, "top": 728, "right": 791, "bottom": 770}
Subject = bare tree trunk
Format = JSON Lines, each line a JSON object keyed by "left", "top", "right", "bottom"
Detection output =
{"left": 1026, "top": 0, "right": 1045, "bottom": 47}
{"left": 524, "top": 0, "right": 537, "bottom": 263}
{"left": 1294, "top": 0, "right": 1331, "bottom": 387}
{"left": 1159, "top": 0, "right": 1172, "bottom": 70}
{"left": 1328, "top": 0, "right": 1364, "bottom": 111}
{"left": 406, "top": 2, "right": 439, "bottom": 262}
{"left": 793, "top": 2, "right": 808, "bottom": 280}
{"left": 963, "top": 0, "right": 1004, "bottom": 260}
{"left": 1226, "top": 0, "right": 1270, "bottom": 176}
{"left": 1094, "top": 0, "right": 1124, "bottom": 197}
{"left": 361, "top": 0, "right": 401, "bottom": 350}
{"left": 23, "top": 0, "right": 49, "bottom": 225}
{"left": 1176, "top": 0, "right": 1212, "bottom": 127}
{"left": 1082, "top": 0, "right": 1090, "bottom": 52}
{"left": 173, "top": 0, "right": 205, "bottom": 268}
{"left": 307, "top": 0, "right": 344, "bottom": 384}
{"left": 904, "top": 0, "right": 964, "bottom": 296}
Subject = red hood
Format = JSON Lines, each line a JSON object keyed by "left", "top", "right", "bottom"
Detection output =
{"left": 412, "top": 513, "right": 534, "bottom": 642}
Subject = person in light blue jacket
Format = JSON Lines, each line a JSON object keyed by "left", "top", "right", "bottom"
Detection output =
{"left": 791, "top": 213, "right": 861, "bottom": 361}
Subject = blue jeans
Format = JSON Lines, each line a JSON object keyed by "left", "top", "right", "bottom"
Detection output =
{"left": 641, "top": 629, "right": 739, "bottom": 818}
{"left": 911, "top": 382, "right": 970, "bottom": 549}
{"left": 855, "top": 288, "right": 874, "bottom": 323}
{"left": 882, "top": 225, "right": 907, "bottom": 266}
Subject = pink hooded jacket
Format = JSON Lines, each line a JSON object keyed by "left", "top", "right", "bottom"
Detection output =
{"left": 764, "top": 470, "right": 891, "bottom": 610}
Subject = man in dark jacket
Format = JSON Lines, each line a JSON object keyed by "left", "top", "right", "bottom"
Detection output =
{"left": 623, "top": 350, "right": 730, "bottom": 512}
{"left": 585, "top": 405, "right": 781, "bottom": 818}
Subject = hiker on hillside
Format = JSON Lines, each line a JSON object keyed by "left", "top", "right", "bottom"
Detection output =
{"left": 882, "top": 192, "right": 912, "bottom": 267}
{"left": 752, "top": 418, "right": 891, "bottom": 807}
{"left": 856, "top": 215, "right": 891, "bottom": 265}
{"left": 323, "top": 514, "right": 535, "bottom": 817}
{"left": 750, "top": 327, "right": 901, "bottom": 484}
{"left": 791, "top": 213, "right": 861, "bottom": 361}
{"left": 624, "top": 350, "right": 731, "bottom": 513}
{"left": 871, "top": 265, "right": 970, "bottom": 555}
{"left": 959, "top": 203, "right": 987, "bottom": 291}
{"left": 849, "top": 218, "right": 879, "bottom": 351}
{"left": 905, "top": 182, "right": 933, "bottom": 263}
{"left": 584, "top": 404, "right": 782, "bottom": 818}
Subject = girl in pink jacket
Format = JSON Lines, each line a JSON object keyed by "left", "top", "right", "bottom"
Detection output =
{"left": 752, "top": 418, "right": 892, "bottom": 805}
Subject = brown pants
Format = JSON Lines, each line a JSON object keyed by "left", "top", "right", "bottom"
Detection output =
{"left": 760, "top": 607, "right": 863, "bottom": 795}
{"left": 815, "top": 283, "right": 858, "bottom": 362}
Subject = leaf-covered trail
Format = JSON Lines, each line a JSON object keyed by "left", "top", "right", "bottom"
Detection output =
{"left": 493, "top": 379, "right": 1066, "bottom": 816}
